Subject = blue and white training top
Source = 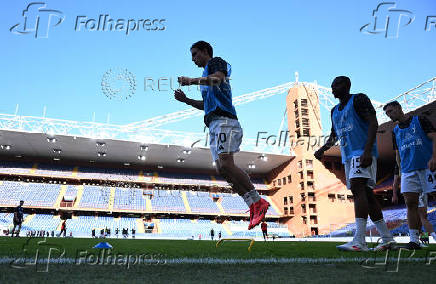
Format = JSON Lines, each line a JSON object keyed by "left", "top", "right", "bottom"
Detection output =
{"left": 200, "top": 57, "right": 237, "bottom": 127}
{"left": 332, "top": 94, "right": 378, "bottom": 164}
{"left": 393, "top": 115, "right": 433, "bottom": 173}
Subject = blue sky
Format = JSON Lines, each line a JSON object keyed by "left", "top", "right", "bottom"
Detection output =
{"left": 1, "top": 0, "right": 435, "bottom": 140}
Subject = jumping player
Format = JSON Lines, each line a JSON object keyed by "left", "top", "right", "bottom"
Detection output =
{"left": 174, "top": 41, "right": 269, "bottom": 229}
{"left": 314, "top": 76, "right": 394, "bottom": 251}
{"left": 11, "top": 200, "right": 24, "bottom": 237}
{"left": 384, "top": 100, "right": 436, "bottom": 249}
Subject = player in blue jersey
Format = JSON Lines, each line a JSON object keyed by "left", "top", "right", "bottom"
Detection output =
{"left": 384, "top": 100, "right": 436, "bottom": 249}
{"left": 315, "top": 76, "right": 394, "bottom": 251}
{"left": 11, "top": 200, "right": 24, "bottom": 237}
{"left": 174, "top": 41, "right": 269, "bottom": 229}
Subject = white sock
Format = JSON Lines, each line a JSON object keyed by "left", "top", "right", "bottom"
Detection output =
{"left": 409, "top": 229, "right": 419, "bottom": 244}
{"left": 353, "top": 218, "right": 367, "bottom": 244}
{"left": 374, "top": 219, "right": 393, "bottom": 242}
{"left": 248, "top": 189, "right": 261, "bottom": 203}
{"left": 431, "top": 232, "right": 436, "bottom": 242}
{"left": 242, "top": 192, "right": 254, "bottom": 207}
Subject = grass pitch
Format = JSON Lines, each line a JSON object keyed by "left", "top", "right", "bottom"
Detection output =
{"left": 1, "top": 237, "right": 435, "bottom": 283}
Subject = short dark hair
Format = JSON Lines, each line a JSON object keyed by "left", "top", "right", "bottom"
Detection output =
{"left": 191, "top": 41, "right": 213, "bottom": 57}
{"left": 334, "top": 76, "right": 351, "bottom": 90}
{"left": 383, "top": 100, "right": 401, "bottom": 111}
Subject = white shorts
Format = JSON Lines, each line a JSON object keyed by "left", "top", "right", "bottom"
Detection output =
{"left": 418, "top": 192, "right": 428, "bottom": 208}
{"left": 427, "top": 169, "right": 436, "bottom": 193}
{"left": 401, "top": 169, "right": 436, "bottom": 194}
{"left": 344, "top": 156, "right": 377, "bottom": 189}
{"left": 208, "top": 117, "right": 243, "bottom": 162}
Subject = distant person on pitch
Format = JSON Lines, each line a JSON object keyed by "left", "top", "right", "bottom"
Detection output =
{"left": 314, "top": 76, "right": 394, "bottom": 252}
{"left": 59, "top": 219, "right": 67, "bottom": 237}
{"left": 174, "top": 41, "right": 269, "bottom": 229}
{"left": 384, "top": 101, "right": 436, "bottom": 249}
{"left": 11, "top": 200, "right": 24, "bottom": 237}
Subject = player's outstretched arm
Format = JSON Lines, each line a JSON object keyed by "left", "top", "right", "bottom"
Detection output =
{"left": 174, "top": 89, "right": 204, "bottom": 110}
{"left": 178, "top": 71, "right": 226, "bottom": 87}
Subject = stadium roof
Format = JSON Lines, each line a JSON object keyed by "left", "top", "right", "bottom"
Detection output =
{"left": 0, "top": 130, "right": 292, "bottom": 174}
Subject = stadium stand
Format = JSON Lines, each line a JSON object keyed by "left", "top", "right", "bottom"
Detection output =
{"left": 21, "top": 214, "right": 60, "bottom": 232}
{"left": 0, "top": 161, "right": 271, "bottom": 192}
{"left": 113, "top": 187, "right": 146, "bottom": 211}
{"left": 78, "top": 185, "right": 110, "bottom": 209}
{"left": 186, "top": 191, "right": 220, "bottom": 214}
{"left": 151, "top": 190, "right": 186, "bottom": 212}
{"left": 0, "top": 161, "right": 34, "bottom": 174}
{"left": 0, "top": 181, "right": 60, "bottom": 207}
{"left": 36, "top": 163, "right": 75, "bottom": 177}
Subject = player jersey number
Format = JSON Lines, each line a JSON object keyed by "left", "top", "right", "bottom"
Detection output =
{"left": 351, "top": 157, "right": 361, "bottom": 170}
{"left": 218, "top": 133, "right": 227, "bottom": 143}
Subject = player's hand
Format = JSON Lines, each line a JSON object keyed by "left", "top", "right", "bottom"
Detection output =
{"left": 314, "top": 148, "right": 324, "bottom": 161}
{"left": 178, "top": 76, "right": 192, "bottom": 86}
{"left": 174, "top": 89, "right": 187, "bottom": 103}
{"left": 359, "top": 151, "right": 372, "bottom": 168}
{"left": 428, "top": 156, "right": 436, "bottom": 172}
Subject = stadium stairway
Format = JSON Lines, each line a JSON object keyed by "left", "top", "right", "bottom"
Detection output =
{"left": 222, "top": 221, "right": 233, "bottom": 236}
{"left": 210, "top": 175, "right": 218, "bottom": 185}
{"left": 108, "top": 187, "right": 115, "bottom": 211}
{"left": 181, "top": 191, "right": 192, "bottom": 213}
{"left": 153, "top": 172, "right": 159, "bottom": 182}
{"left": 30, "top": 163, "right": 38, "bottom": 174}
{"left": 216, "top": 200, "right": 225, "bottom": 214}
{"left": 138, "top": 170, "right": 146, "bottom": 182}
{"left": 71, "top": 167, "right": 79, "bottom": 177}
{"left": 56, "top": 219, "right": 62, "bottom": 231}
{"left": 74, "top": 185, "right": 84, "bottom": 208}
{"left": 55, "top": 185, "right": 68, "bottom": 208}
{"left": 264, "top": 196, "right": 280, "bottom": 215}
{"left": 146, "top": 198, "right": 152, "bottom": 212}
{"left": 136, "top": 218, "right": 145, "bottom": 233}
{"left": 22, "top": 214, "right": 35, "bottom": 226}
{"left": 154, "top": 219, "right": 162, "bottom": 234}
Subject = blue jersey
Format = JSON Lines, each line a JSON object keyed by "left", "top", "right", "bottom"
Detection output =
{"left": 332, "top": 94, "right": 378, "bottom": 163}
{"left": 394, "top": 115, "right": 433, "bottom": 173}
{"left": 200, "top": 57, "right": 237, "bottom": 126}
{"left": 15, "top": 205, "right": 24, "bottom": 221}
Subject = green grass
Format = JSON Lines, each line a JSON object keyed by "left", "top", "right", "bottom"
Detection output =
{"left": 1, "top": 237, "right": 435, "bottom": 283}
